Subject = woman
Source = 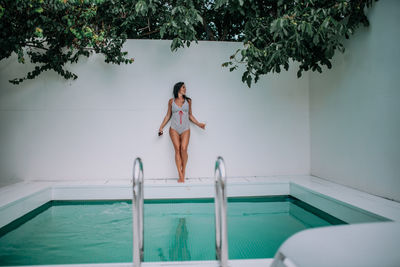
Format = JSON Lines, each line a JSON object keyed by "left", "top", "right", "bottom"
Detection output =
{"left": 158, "top": 82, "right": 206, "bottom": 183}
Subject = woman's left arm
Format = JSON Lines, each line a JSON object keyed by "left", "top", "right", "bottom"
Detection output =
{"left": 188, "top": 99, "right": 206, "bottom": 129}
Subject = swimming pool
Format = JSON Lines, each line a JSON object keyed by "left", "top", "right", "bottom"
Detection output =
{"left": 0, "top": 196, "right": 346, "bottom": 265}
{"left": 0, "top": 176, "right": 397, "bottom": 267}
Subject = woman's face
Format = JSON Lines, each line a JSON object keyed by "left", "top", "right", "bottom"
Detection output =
{"left": 179, "top": 84, "right": 186, "bottom": 95}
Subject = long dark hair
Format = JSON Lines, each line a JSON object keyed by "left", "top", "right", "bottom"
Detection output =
{"left": 173, "top": 82, "right": 191, "bottom": 101}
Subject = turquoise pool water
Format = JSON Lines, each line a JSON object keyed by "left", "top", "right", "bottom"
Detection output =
{"left": 0, "top": 196, "right": 344, "bottom": 265}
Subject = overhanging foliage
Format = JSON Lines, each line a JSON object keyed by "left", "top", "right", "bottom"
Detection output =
{"left": 0, "top": 0, "right": 376, "bottom": 86}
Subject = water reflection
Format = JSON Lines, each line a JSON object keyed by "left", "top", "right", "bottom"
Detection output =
{"left": 169, "top": 218, "right": 191, "bottom": 261}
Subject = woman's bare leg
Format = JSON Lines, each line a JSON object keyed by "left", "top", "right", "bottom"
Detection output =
{"left": 170, "top": 128, "right": 184, "bottom": 182}
{"left": 180, "top": 130, "right": 190, "bottom": 182}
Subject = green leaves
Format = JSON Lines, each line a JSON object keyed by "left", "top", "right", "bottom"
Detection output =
{"left": 16, "top": 47, "right": 25, "bottom": 64}
{"left": 1, "top": 0, "right": 376, "bottom": 86}
{"left": 34, "top": 27, "right": 43, "bottom": 38}
{"left": 135, "top": 0, "right": 148, "bottom": 16}
{"left": 159, "top": 1, "right": 202, "bottom": 52}
{"left": 1, "top": 0, "right": 135, "bottom": 84}
{"left": 0, "top": 5, "right": 4, "bottom": 19}
{"left": 223, "top": 0, "right": 376, "bottom": 87}
{"left": 34, "top": 7, "right": 43, "bottom": 13}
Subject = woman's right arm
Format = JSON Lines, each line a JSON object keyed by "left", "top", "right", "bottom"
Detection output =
{"left": 158, "top": 99, "right": 173, "bottom": 135}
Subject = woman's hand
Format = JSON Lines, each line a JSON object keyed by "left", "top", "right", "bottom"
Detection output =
{"left": 159, "top": 99, "right": 172, "bottom": 137}
{"left": 198, "top": 123, "right": 206, "bottom": 130}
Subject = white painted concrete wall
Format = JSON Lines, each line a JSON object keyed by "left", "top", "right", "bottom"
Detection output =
{"left": 309, "top": 0, "right": 400, "bottom": 201}
{"left": 0, "top": 40, "right": 310, "bottom": 183}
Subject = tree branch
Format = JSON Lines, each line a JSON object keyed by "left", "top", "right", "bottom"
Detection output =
{"left": 139, "top": 28, "right": 160, "bottom": 37}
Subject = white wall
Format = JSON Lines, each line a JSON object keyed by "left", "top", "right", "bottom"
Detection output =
{"left": 309, "top": 0, "right": 400, "bottom": 201}
{"left": 0, "top": 40, "right": 310, "bottom": 183}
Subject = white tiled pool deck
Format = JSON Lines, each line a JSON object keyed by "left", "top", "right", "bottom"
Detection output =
{"left": 1, "top": 175, "right": 400, "bottom": 267}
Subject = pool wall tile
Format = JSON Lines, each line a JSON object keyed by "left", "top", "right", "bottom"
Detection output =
{"left": 227, "top": 182, "right": 289, "bottom": 197}
{"left": 290, "top": 183, "right": 388, "bottom": 223}
{"left": 52, "top": 185, "right": 131, "bottom": 200}
{"left": 51, "top": 181, "right": 289, "bottom": 200}
{"left": 0, "top": 187, "right": 51, "bottom": 228}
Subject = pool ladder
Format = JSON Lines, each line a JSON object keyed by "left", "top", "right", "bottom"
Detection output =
{"left": 132, "top": 158, "right": 144, "bottom": 267}
{"left": 214, "top": 156, "right": 229, "bottom": 267}
{"left": 131, "top": 156, "right": 229, "bottom": 267}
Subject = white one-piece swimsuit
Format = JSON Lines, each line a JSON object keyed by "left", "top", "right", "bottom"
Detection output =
{"left": 170, "top": 99, "right": 190, "bottom": 134}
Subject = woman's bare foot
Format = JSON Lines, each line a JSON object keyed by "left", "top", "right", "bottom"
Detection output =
{"left": 178, "top": 169, "right": 185, "bottom": 183}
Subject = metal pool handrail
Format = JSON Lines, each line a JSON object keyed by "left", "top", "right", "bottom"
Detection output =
{"left": 214, "top": 156, "right": 229, "bottom": 267}
{"left": 132, "top": 157, "right": 144, "bottom": 267}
